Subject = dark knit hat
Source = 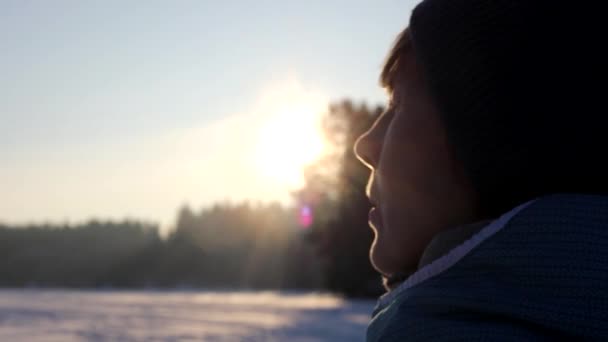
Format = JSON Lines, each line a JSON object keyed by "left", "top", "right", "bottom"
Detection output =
{"left": 409, "top": 0, "right": 608, "bottom": 218}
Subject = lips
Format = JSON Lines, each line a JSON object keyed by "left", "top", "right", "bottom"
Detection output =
{"left": 367, "top": 179, "right": 382, "bottom": 229}
{"left": 368, "top": 206, "right": 383, "bottom": 230}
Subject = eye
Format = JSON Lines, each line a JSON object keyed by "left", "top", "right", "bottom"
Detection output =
{"left": 371, "top": 94, "right": 397, "bottom": 129}
{"left": 388, "top": 94, "right": 397, "bottom": 109}
{"left": 373, "top": 107, "right": 396, "bottom": 133}
{"left": 384, "top": 101, "right": 398, "bottom": 121}
{"left": 387, "top": 92, "right": 401, "bottom": 113}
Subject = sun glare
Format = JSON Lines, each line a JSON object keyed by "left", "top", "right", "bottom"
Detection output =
{"left": 255, "top": 98, "right": 327, "bottom": 189}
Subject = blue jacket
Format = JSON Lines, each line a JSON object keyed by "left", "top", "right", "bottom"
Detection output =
{"left": 367, "top": 194, "right": 608, "bottom": 341}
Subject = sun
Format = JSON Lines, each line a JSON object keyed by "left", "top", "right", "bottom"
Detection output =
{"left": 255, "top": 100, "right": 327, "bottom": 188}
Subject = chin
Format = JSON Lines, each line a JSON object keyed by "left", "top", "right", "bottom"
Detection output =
{"left": 369, "top": 236, "right": 393, "bottom": 277}
{"left": 370, "top": 233, "right": 417, "bottom": 279}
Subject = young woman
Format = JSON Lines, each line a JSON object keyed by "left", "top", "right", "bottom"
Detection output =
{"left": 355, "top": 0, "right": 608, "bottom": 340}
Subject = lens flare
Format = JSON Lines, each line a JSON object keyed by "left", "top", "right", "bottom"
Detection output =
{"left": 298, "top": 205, "right": 313, "bottom": 228}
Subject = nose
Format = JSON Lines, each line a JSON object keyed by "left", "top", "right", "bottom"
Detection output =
{"left": 354, "top": 119, "right": 383, "bottom": 170}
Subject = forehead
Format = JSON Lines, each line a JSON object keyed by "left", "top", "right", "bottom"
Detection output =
{"left": 380, "top": 28, "right": 413, "bottom": 94}
{"left": 385, "top": 52, "right": 420, "bottom": 101}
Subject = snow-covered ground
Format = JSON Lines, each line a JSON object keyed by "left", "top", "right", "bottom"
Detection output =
{"left": 0, "top": 289, "right": 375, "bottom": 341}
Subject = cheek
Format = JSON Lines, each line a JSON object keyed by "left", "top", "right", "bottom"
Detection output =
{"left": 376, "top": 128, "right": 428, "bottom": 208}
{"left": 383, "top": 205, "right": 420, "bottom": 253}
{"left": 379, "top": 107, "right": 454, "bottom": 206}
{"left": 373, "top": 131, "right": 453, "bottom": 270}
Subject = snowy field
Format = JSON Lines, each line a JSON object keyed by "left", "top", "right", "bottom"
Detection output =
{"left": 0, "top": 289, "right": 375, "bottom": 341}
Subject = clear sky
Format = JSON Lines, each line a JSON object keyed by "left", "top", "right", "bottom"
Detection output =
{"left": 1, "top": 0, "right": 418, "bottom": 232}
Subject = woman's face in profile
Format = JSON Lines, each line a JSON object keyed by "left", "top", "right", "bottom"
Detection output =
{"left": 354, "top": 48, "right": 478, "bottom": 279}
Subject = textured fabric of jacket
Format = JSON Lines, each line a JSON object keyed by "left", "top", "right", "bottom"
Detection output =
{"left": 367, "top": 194, "right": 608, "bottom": 341}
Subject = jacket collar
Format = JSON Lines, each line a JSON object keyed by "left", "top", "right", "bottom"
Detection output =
{"left": 375, "top": 199, "right": 536, "bottom": 313}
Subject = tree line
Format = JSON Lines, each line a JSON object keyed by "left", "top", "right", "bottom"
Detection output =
{"left": 0, "top": 100, "right": 384, "bottom": 297}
